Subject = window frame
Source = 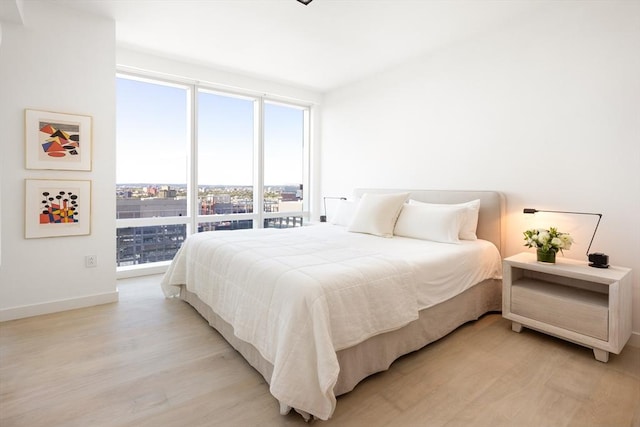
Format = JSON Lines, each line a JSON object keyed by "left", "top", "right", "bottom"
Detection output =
{"left": 116, "top": 72, "right": 312, "bottom": 277}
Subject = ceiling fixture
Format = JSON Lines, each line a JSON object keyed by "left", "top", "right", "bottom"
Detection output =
{"left": 297, "top": 0, "right": 313, "bottom": 5}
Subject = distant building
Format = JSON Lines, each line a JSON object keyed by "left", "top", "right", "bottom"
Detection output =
{"left": 280, "top": 184, "right": 303, "bottom": 201}
{"left": 116, "top": 198, "right": 186, "bottom": 219}
{"left": 116, "top": 187, "right": 303, "bottom": 267}
{"left": 158, "top": 188, "right": 177, "bottom": 198}
{"left": 116, "top": 197, "right": 253, "bottom": 266}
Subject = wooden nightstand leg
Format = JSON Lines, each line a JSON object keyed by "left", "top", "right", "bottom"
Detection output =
{"left": 511, "top": 322, "right": 523, "bottom": 333}
{"left": 593, "top": 348, "right": 609, "bottom": 363}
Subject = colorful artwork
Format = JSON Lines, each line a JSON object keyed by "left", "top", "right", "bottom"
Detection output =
{"left": 25, "top": 179, "right": 91, "bottom": 238}
{"left": 39, "top": 189, "right": 80, "bottom": 224}
{"left": 25, "top": 110, "right": 92, "bottom": 171}
{"left": 38, "top": 121, "right": 81, "bottom": 159}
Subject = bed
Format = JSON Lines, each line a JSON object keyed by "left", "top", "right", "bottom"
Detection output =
{"left": 160, "top": 189, "right": 505, "bottom": 421}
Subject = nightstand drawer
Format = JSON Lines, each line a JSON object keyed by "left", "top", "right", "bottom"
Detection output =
{"left": 511, "top": 279, "right": 609, "bottom": 340}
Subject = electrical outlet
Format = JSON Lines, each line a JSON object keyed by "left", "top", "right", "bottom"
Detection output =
{"left": 85, "top": 255, "right": 97, "bottom": 268}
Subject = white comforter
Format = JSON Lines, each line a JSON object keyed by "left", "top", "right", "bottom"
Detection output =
{"left": 160, "top": 224, "right": 501, "bottom": 420}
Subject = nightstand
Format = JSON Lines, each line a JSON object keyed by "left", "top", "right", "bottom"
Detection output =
{"left": 502, "top": 252, "right": 632, "bottom": 362}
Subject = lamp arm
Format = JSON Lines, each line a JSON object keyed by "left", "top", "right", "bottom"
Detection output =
{"left": 530, "top": 209, "right": 602, "bottom": 217}
{"left": 585, "top": 213, "right": 602, "bottom": 256}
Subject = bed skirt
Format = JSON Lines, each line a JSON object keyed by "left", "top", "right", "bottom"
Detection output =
{"left": 179, "top": 277, "right": 501, "bottom": 399}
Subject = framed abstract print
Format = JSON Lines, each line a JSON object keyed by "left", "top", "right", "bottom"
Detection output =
{"left": 25, "top": 109, "right": 92, "bottom": 171}
{"left": 25, "top": 179, "right": 91, "bottom": 238}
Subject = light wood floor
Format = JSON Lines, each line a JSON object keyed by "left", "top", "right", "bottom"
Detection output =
{"left": 1, "top": 275, "right": 638, "bottom": 427}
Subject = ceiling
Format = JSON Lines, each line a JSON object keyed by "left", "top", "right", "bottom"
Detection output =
{"left": 49, "top": 0, "right": 543, "bottom": 92}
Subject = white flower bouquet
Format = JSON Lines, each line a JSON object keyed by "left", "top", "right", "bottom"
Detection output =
{"left": 523, "top": 227, "right": 574, "bottom": 254}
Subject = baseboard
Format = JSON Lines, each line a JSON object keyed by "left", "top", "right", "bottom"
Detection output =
{"left": 628, "top": 331, "right": 640, "bottom": 349}
{"left": 0, "top": 291, "right": 119, "bottom": 322}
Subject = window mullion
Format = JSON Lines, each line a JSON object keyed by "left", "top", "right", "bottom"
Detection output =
{"left": 302, "top": 107, "right": 311, "bottom": 216}
{"left": 253, "top": 98, "right": 265, "bottom": 228}
{"left": 189, "top": 85, "right": 198, "bottom": 236}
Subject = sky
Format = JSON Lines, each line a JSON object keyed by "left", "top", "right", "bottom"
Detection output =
{"left": 116, "top": 76, "right": 304, "bottom": 186}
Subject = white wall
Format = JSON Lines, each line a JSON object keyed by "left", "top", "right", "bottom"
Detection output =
{"left": 117, "top": 48, "right": 322, "bottom": 106}
{"left": 0, "top": 2, "right": 117, "bottom": 320}
{"left": 321, "top": 2, "right": 640, "bottom": 338}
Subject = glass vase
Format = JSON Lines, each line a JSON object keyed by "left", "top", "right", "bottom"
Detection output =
{"left": 536, "top": 249, "right": 556, "bottom": 263}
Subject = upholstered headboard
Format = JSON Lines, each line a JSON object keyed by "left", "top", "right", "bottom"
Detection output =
{"left": 352, "top": 189, "right": 505, "bottom": 255}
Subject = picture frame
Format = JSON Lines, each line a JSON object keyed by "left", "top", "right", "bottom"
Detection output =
{"left": 25, "top": 109, "right": 92, "bottom": 171}
{"left": 25, "top": 179, "right": 92, "bottom": 239}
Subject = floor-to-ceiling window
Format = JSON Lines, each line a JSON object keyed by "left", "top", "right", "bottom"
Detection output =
{"left": 116, "top": 73, "right": 311, "bottom": 271}
{"left": 197, "top": 89, "right": 255, "bottom": 232}
{"left": 263, "top": 101, "right": 307, "bottom": 228}
{"left": 116, "top": 76, "right": 190, "bottom": 267}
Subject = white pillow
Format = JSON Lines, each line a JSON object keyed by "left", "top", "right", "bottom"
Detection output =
{"left": 408, "top": 199, "right": 480, "bottom": 240}
{"left": 329, "top": 200, "right": 357, "bottom": 226}
{"left": 394, "top": 203, "right": 465, "bottom": 243}
{"left": 347, "top": 192, "right": 409, "bottom": 237}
